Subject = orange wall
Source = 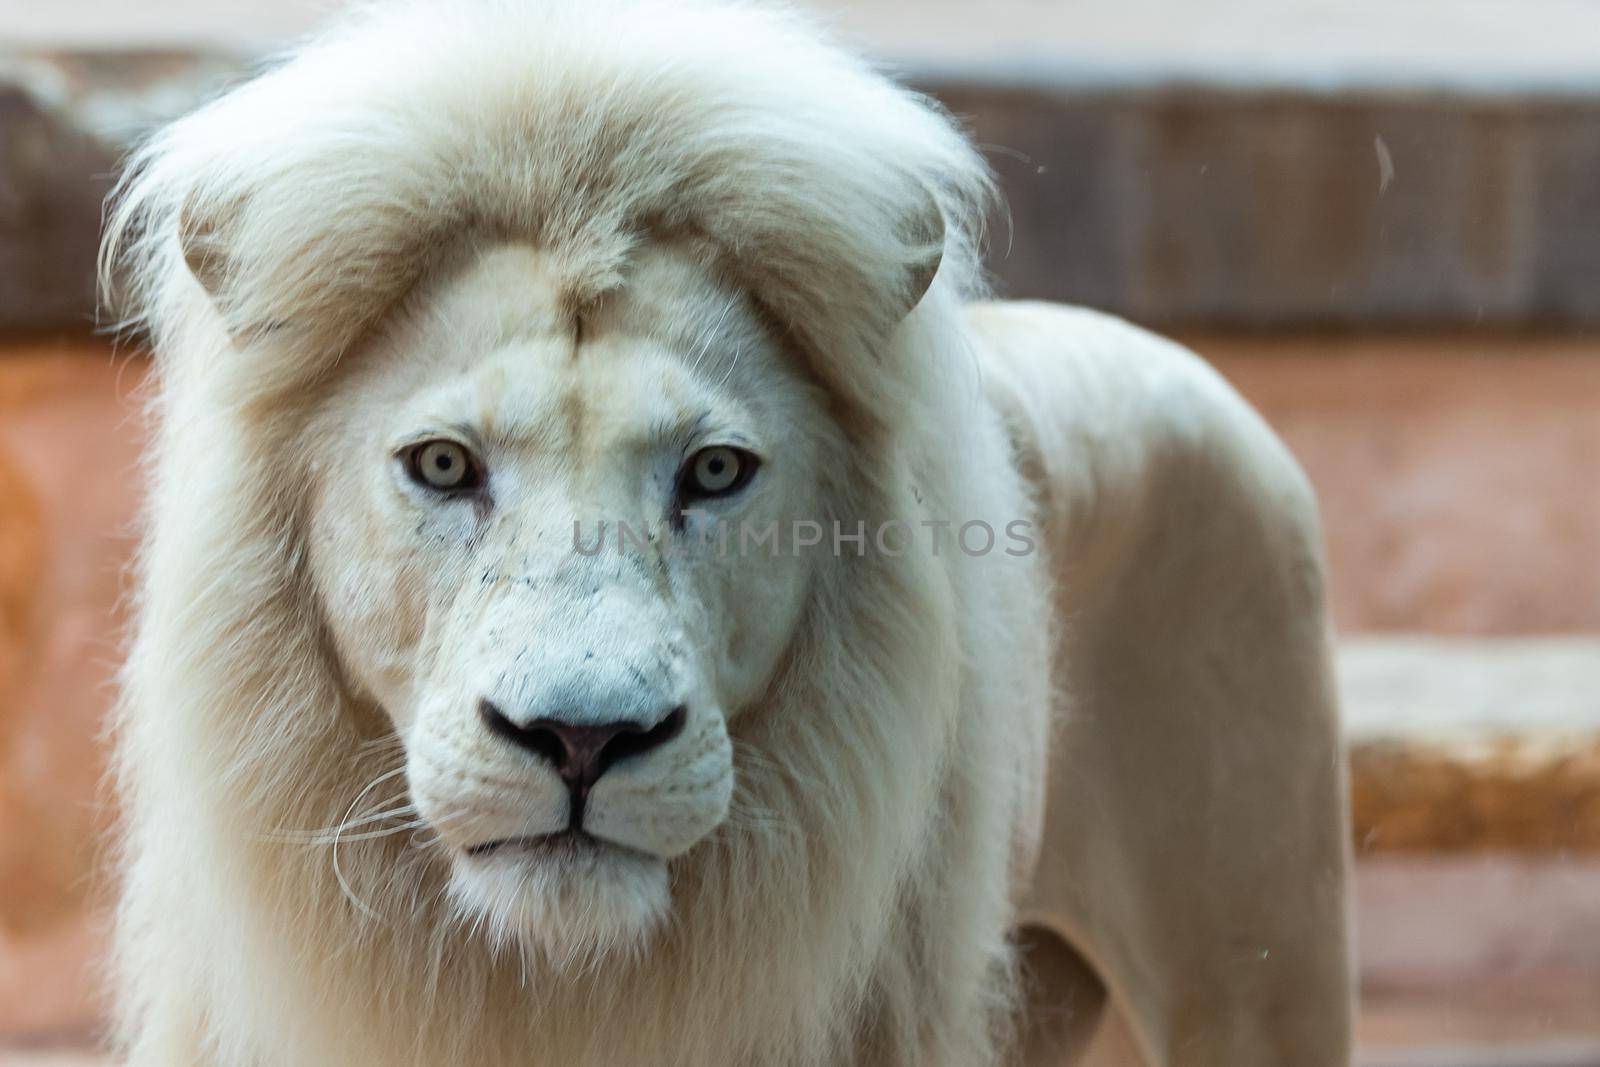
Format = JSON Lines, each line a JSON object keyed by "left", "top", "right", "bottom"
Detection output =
{"left": 1, "top": 332, "right": 1597, "bottom": 1038}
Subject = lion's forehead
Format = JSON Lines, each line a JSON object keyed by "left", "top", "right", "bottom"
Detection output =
{"left": 376, "top": 242, "right": 771, "bottom": 453}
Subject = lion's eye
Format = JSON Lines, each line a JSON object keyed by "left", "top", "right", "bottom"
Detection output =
{"left": 682, "top": 446, "right": 757, "bottom": 501}
{"left": 404, "top": 440, "right": 483, "bottom": 493}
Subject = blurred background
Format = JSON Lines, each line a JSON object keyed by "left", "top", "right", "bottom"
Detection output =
{"left": 1, "top": 1, "right": 1598, "bottom": 1064}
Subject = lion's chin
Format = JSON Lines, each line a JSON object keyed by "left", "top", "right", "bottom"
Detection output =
{"left": 446, "top": 834, "right": 671, "bottom": 966}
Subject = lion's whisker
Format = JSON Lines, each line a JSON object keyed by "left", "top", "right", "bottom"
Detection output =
{"left": 290, "top": 818, "right": 434, "bottom": 847}
{"left": 266, "top": 798, "right": 418, "bottom": 842}
{"left": 323, "top": 763, "right": 421, "bottom": 922}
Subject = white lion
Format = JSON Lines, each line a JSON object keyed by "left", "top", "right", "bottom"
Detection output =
{"left": 103, "top": 1, "right": 1352, "bottom": 1064}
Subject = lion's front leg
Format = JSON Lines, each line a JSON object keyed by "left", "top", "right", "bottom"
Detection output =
{"left": 976, "top": 303, "right": 1355, "bottom": 1066}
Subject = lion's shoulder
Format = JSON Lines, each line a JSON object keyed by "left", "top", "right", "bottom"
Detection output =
{"left": 966, "top": 299, "right": 1322, "bottom": 594}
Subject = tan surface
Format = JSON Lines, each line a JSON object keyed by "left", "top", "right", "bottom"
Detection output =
{"left": 1200, "top": 332, "right": 1600, "bottom": 635}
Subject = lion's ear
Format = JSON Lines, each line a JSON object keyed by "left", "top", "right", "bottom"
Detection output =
{"left": 177, "top": 192, "right": 280, "bottom": 343}
{"left": 178, "top": 193, "right": 235, "bottom": 307}
{"left": 172, "top": 189, "right": 391, "bottom": 348}
{"left": 897, "top": 187, "right": 945, "bottom": 319}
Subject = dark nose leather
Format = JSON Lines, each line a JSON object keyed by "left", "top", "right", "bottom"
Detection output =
{"left": 478, "top": 700, "right": 687, "bottom": 825}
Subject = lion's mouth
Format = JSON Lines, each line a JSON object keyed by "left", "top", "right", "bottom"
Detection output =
{"left": 465, "top": 829, "right": 638, "bottom": 860}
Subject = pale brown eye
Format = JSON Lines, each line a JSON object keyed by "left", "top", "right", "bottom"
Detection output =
{"left": 405, "top": 440, "right": 482, "bottom": 492}
{"left": 680, "top": 445, "right": 758, "bottom": 502}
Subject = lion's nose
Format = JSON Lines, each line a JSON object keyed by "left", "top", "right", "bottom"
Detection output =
{"left": 478, "top": 700, "right": 687, "bottom": 812}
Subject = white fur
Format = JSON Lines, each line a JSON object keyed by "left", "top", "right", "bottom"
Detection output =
{"left": 104, "top": 2, "right": 1049, "bottom": 1064}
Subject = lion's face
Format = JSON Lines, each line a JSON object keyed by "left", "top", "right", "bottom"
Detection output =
{"left": 305, "top": 243, "right": 834, "bottom": 957}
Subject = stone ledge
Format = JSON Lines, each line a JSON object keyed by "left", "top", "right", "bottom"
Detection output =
{"left": 0, "top": 79, "right": 112, "bottom": 334}
{"left": 937, "top": 86, "right": 1600, "bottom": 326}
{"left": 1344, "top": 638, "right": 1600, "bottom": 854}
{"left": 4, "top": 45, "right": 1600, "bottom": 333}
{"left": 0, "top": 51, "right": 247, "bottom": 335}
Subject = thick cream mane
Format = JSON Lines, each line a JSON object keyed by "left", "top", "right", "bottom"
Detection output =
{"left": 105, "top": 2, "right": 1047, "bottom": 1064}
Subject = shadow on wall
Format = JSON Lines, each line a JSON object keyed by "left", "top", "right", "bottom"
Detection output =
{"left": 0, "top": 354, "right": 147, "bottom": 1039}
{"left": 0, "top": 443, "right": 49, "bottom": 929}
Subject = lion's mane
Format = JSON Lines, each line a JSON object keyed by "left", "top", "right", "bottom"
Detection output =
{"left": 104, "top": 2, "right": 1048, "bottom": 1064}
